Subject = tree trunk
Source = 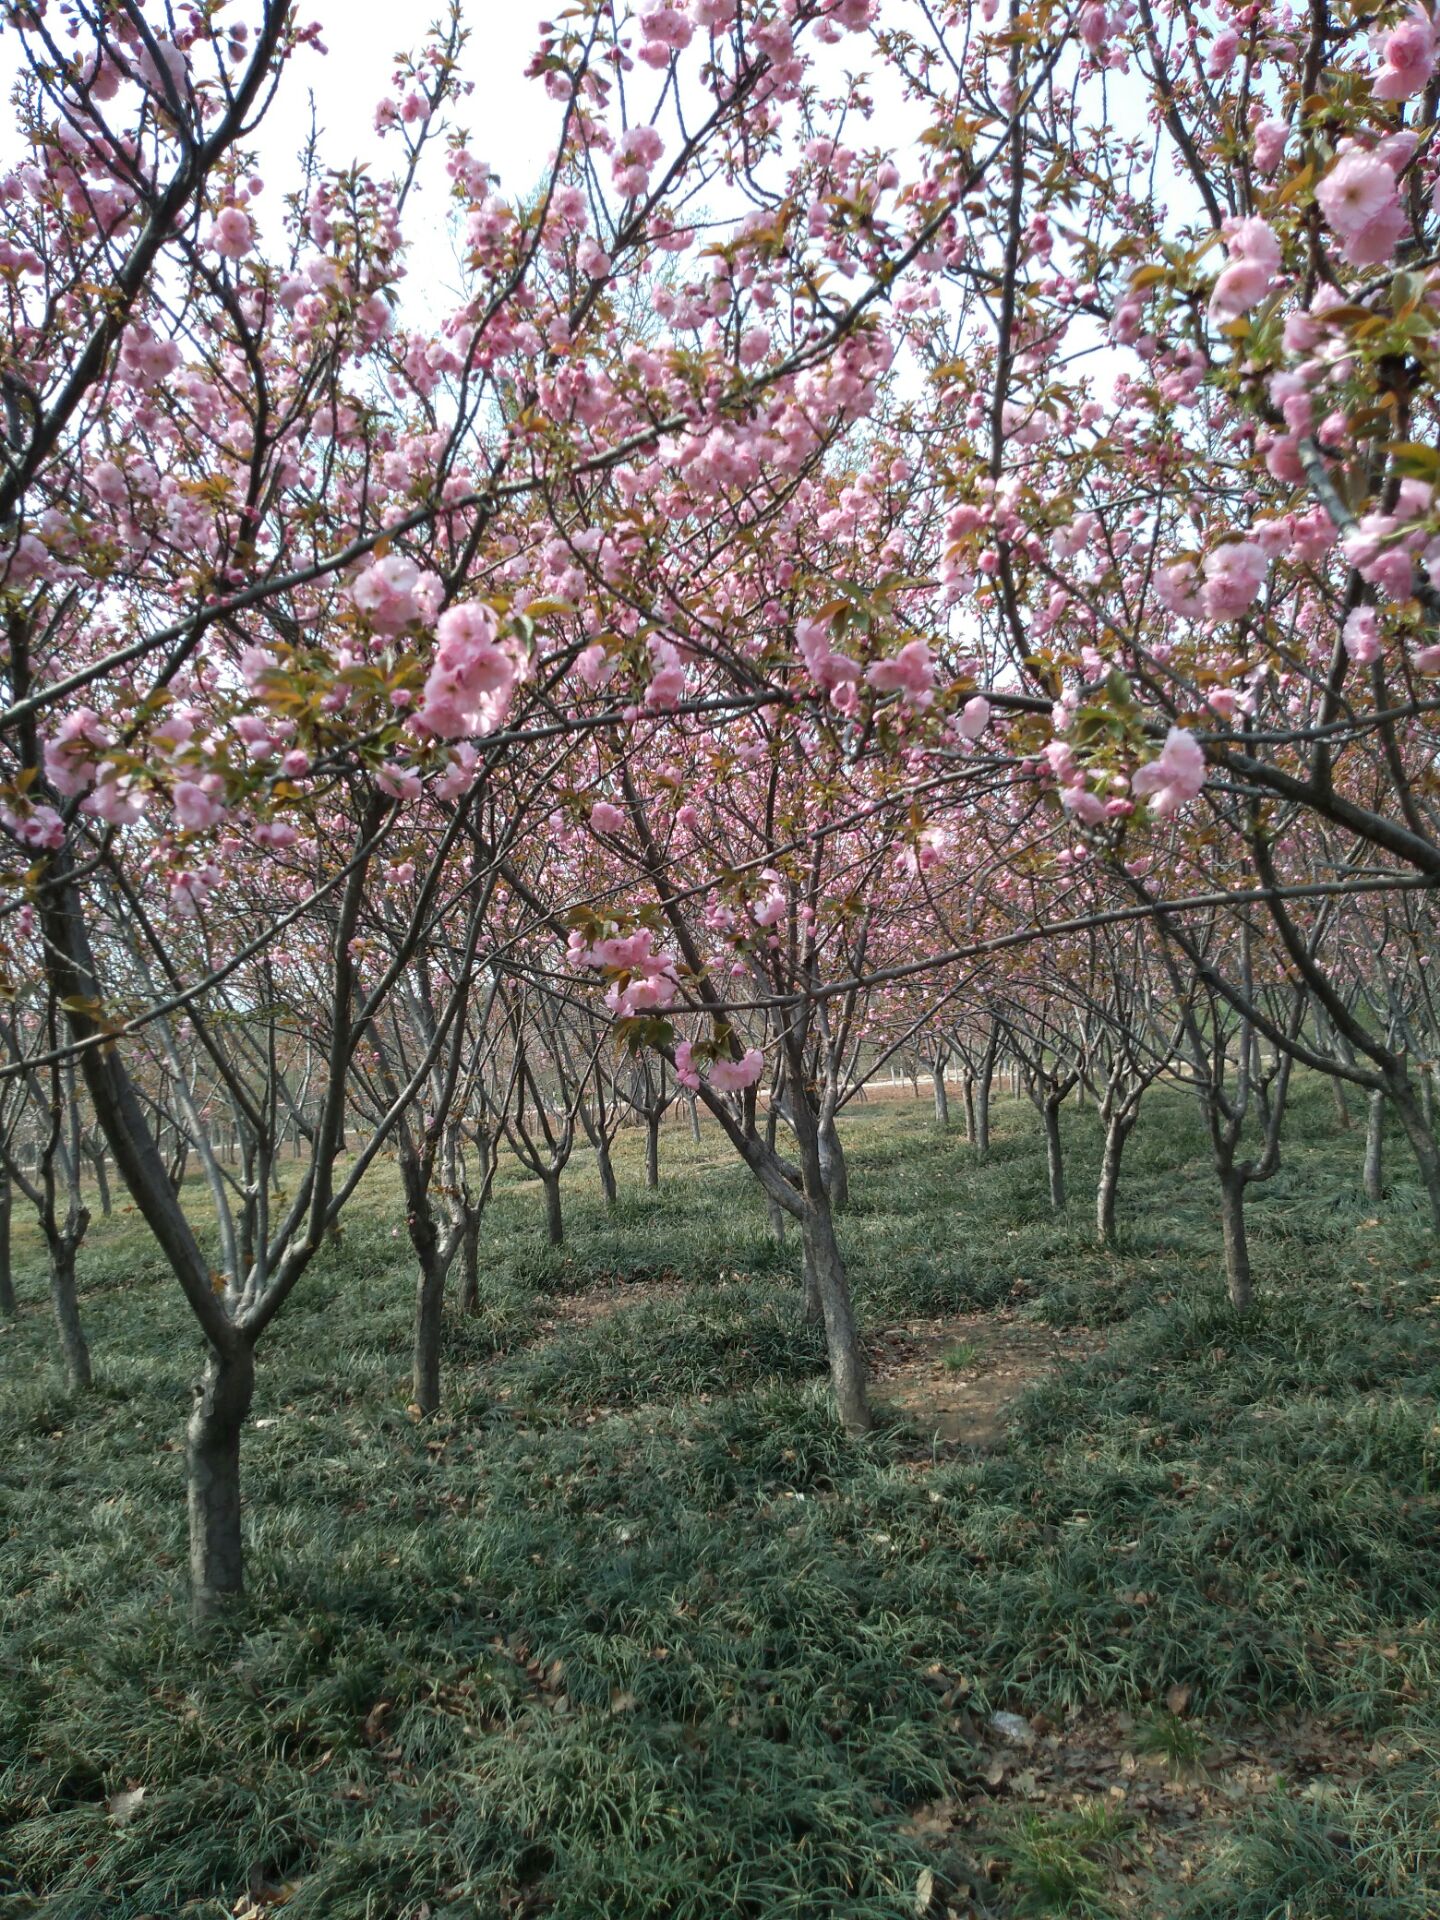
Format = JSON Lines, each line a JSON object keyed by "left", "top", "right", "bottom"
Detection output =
{"left": 799, "top": 1237, "right": 822, "bottom": 1324}
{"left": 1421, "top": 1068, "right": 1434, "bottom": 1133}
{"left": 688, "top": 1098, "right": 701, "bottom": 1143}
{"left": 457, "top": 1212, "right": 481, "bottom": 1315}
{"left": 412, "top": 1247, "right": 446, "bottom": 1416}
{"left": 1218, "top": 1170, "right": 1253, "bottom": 1314}
{"left": 645, "top": 1113, "right": 661, "bottom": 1188}
{"left": 88, "top": 1149, "right": 111, "bottom": 1215}
{"left": 1364, "top": 1091, "right": 1385, "bottom": 1203}
{"left": 541, "top": 1173, "right": 564, "bottom": 1246}
{"left": 1042, "top": 1098, "right": 1065, "bottom": 1210}
{"left": 1390, "top": 1081, "right": 1440, "bottom": 1232}
{"left": 801, "top": 1198, "right": 870, "bottom": 1433}
{"left": 1330, "top": 1074, "right": 1352, "bottom": 1132}
{"left": 767, "top": 1188, "right": 788, "bottom": 1246}
{"left": 594, "top": 1140, "right": 618, "bottom": 1207}
{"left": 0, "top": 1174, "right": 13, "bottom": 1317}
{"left": 818, "top": 1116, "right": 849, "bottom": 1211}
{"left": 1096, "top": 1116, "right": 1130, "bottom": 1246}
{"left": 187, "top": 1342, "right": 255, "bottom": 1624}
{"left": 962, "top": 1075, "right": 976, "bottom": 1145}
{"left": 975, "top": 1064, "right": 992, "bottom": 1159}
{"left": 931, "top": 1062, "right": 949, "bottom": 1128}
{"left": 49, "top": 1235, "right": 92, "bottom": 1390}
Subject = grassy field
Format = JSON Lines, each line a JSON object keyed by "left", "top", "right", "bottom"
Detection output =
{"left": 1, "top": 1080, "right": 1438, "bottom": 1917}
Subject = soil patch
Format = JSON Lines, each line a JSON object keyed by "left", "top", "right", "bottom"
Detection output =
{"left": 868, "top": 1310, "right": 1097, "bottom": 1448}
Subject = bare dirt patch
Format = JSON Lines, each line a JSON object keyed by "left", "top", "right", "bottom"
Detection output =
{"left": 531, "top": 1272, "right": 689, "bottom": 1337}
{"left": 868, "top": 1310, "right": 1097, "bottom": 1448}
{"left": 900, "top": 1703, "right": 1394, "bottom": 1914}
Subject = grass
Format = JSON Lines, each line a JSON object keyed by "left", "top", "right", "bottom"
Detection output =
{"left": 982, "top": 1803, "right": 1134, "bottom": 1918}
{"left": 941, "top": 1340, "right": 981, "bottom": 1372}
{"left": 0, "top": 1078, "right": 1437, "bottom": 1916}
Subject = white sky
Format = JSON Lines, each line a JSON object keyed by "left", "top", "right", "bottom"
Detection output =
{"left": 251, "top": 0, "right": 559, "bottom": 309}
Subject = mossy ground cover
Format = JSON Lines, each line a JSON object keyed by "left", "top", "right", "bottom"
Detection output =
{"left": 1, "top": 1080, "right": 1437, "bottom": 1917}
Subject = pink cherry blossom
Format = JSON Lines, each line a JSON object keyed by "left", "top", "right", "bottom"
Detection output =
{"left": 590, "top": 799, "right": 626, "bottom": 834}
{"left": 173, "top": 778, "right": 227, "bottom": 833}
{"left": 865, "top": 639, "right": 936, "bottom": 705}
{"left": 1253, "top": 119, "right": 1288, "bottom": 174}
{"left": 1131, "top": 727, "right": 1207, "bottom": 816}
{"left": 416, "top": 602, "right": 521, "bottom": 739}
{"left": 1316, "top": 146, "right": 1407, "bottom": 268}
{"left": 1372, "top": 6, "right": 1437, "bottom": 99}
{"left": 708, "top": 1048, "right": 764, "bottom": 1093}
{"left": 1209, "top": 218, "right": 1280, "bottom": 319}
{"left": 1200, "top": 541, "right": 1268, "bottom": 621}
{"left": 350, "top": 554, "right": 436, "bottom": 635}
{"left": 209, "top": 206, "right": 254, "bottom": 259}
{"left": 1343, "top": 606, "right": 1382, "bottom": 664}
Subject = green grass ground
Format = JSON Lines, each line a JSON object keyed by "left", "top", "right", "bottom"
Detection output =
{"left": 1, "top": 1080, "right": 1437, "bottom": 1917}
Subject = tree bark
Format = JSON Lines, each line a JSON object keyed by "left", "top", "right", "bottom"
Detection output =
{"left": 1096, "top": 1116, "right": 1131, "bottom": 1246}
{"left": 1042, "top": 1098, "right": 1065, "bottom": 1210}
{"left": 187, "top": 1343, "right": 255, "bottom": 1624}
{"left": 412, "top": 1247, "right": 446, "bottom": 1416}
{"left": 0, "top": 1174, "right": 13, "bottom": 1317}
{"left": 541, "top": 1173, "right": 564, "bottom": 1246}
{"left": 975, "top": 1063, "right": 992, "bottom": 1159}
{"left": 1391, "top": 1081, "right": 1440, "bottom": 1231}
{"left": 800, "top": 1237, "right": 822, "bottom": 1324}
{"left": 645, "top": 1112, "right": 661, "bottom": 1188}
{"left": 594, "top": 1140, "right": 618, "bottom": 1207}
{"left": 801, "top": 1198, "right": 870, "bottom": 1432}
{"left": 818, "top": 1116, "right": 849, "bottom": 1211}
{"left": 49, "top": 1233, "right": 92, "bottom": 1390}
{"left": 457, "top": 1212, "right": 481, "bottom": 1315}
{"left": 688, "top": 1097, "right": 701, "bottom": 1143}
{"left": 1330, "top": 1074, "right": 1352, "bottom": 1132}
{"left": 1218, "top": 1170, "right": 1253, "bottom": 1314}
{"left": 1364, "top": 1090, "right": 1385, "bottom": 1203}
{"left": 931, "top": 1061, "right": 949, "bottom": 1128}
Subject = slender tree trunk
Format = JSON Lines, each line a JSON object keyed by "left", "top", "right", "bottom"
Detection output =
{"left": 457, "top": 1213, "right": 481, "bottom": 1315}
{"left": 1330, "top": 1074, "right": 1352, "bottom": 1131}
{"left": 49, "top": 1235, "right": 92, "bottom": 1390}
{"left": 799, "top": 1236, "right": 822, "bottom": 1324}
{"left": 1364, "top": 1091, "right": 1386, "bottom": 1203}
{"left": 412, "top": 1246, "right": 446, "bottom": 1416}
{"left": 1042, "top": 1098, "right": 1065, "bottom": 1210}
{"left": 689, "top": 1098, "right": 701, "bottom": 1143}
{"left": 541, "top": 1173, "right": 564, "bottom": 1246}
{"left": 1218, "top": 1170, "right": 1253, "bottom": 1314}
{"left": 975, "top": 1063, "right": 992, "bottom": 1159}
{"left": 962, "top": 1075, "right": 976, "bottom": 1145}
{"left": 1096, "top": 1116, "right": 1131, "bottom": 1246}
{"left": 801, "top": 1198, "right": 870, "bottom": 1432}
{"left": 187, "top": 1342, "right": 255, "bottom": 1624}
{"left": 818, "top": 1116, "right": 849, "bottom": 1211}
{"left": 594, "top": 1140, "right": 617, "bottom": 1207}
{"left": 768, "top": 1188, "right": 788, "bottom": 1247}
{"left": 0, "top": 1174, "right": 13, "bottom": 1317}
{"left": 1391, "top": 1082, "right": 1440, "bottom": 1231}
{"left": 645, "top": 1113, "right": 661, "bottom": 1188}
{"left": 1421, "top": 1067, "right": 1434, "bottom": 1133}
{"left": 931, "top": 1062, "right": 949, "bottom": 1128}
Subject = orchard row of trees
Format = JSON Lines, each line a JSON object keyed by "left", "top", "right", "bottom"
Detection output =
{"left": 4, "top": 0, "right": 1440, "bottom": 1621}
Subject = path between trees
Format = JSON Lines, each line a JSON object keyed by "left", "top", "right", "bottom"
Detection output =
{"left": 502, "top": 1285, "right": 1389, "bottom": 1913}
